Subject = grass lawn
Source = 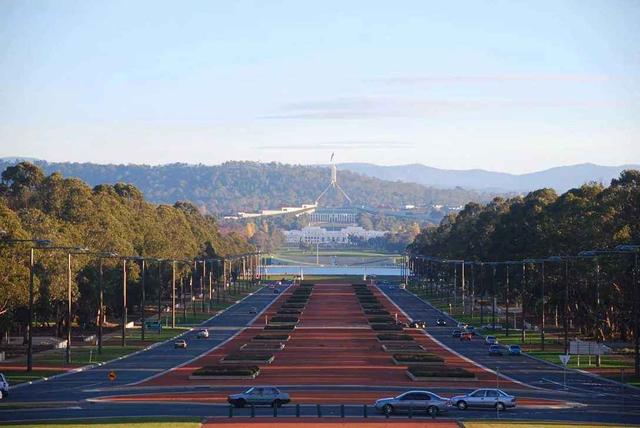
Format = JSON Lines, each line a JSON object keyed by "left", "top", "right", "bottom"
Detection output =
{"left": 464, "top": 423, "right": 631, "bottom": 428}
{"left": 0, "top": 419, "right": 200, "bottom": 427}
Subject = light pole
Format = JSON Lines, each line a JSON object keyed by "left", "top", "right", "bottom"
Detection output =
{"left": 65, "top": 247, "right": 90, "bottom": 363}
{"left": 119, "top": 256, "right": 143, "bottom": 347}
{"left": 524, "top": 258, "right": 548, "bottom": 350}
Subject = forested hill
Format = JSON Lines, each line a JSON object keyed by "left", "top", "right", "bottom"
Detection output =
{"left": 0, "top": 160, "right": 496, "bottom": 214}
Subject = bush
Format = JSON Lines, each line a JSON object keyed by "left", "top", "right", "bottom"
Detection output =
{"left": 371, "top": 324, "right": 404, "bottom": 331}
{"left": 364, "top": 309, "right": 390, "bottom": 315}
{"left": 264, "top": 324, "right": 295, "bottom": 331}
{"left": 361, "top": 304, "right": 384, "bottom": 310}
{"left": 281, "top": 304, "right": 305, "bottom": 309}
{"left": 192, "top": 365, "right": 259, "bottom": 377}
{"left": 393, "top": 353, "right": 443, "bottom": 363}
{"left": 377, "top": 334, "right": 414, "bottom": 341}
{"left": 270, "top": 316, "right": 299, "bottom": 323}
{"left": 277, "top": 309, "right": 301, "bottom": 315}
{"left": 368, "top": 316, "right": 395, "bottom": 324}
{"left": 253, "top": 334, "right": 290, "bottom": 341}
{"left": 408, "top": 366, "right": 474, "bottom": 378}
{"left": 357, "top": 297, "right": 379, "bottom": 302}
{"left": 223, "top": 353, "right": 274, "bottom": 362}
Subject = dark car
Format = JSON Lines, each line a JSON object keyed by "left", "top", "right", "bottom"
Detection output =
{"left": 507, "top": 345, "right": 522, "bottom": 356}
{"left": 436, "top": 318, "right": 447, "bottom": 326}
{"left": 228, "top": 386, "right": 290, "bottom": 408}
{"left": 410, "top": 320, "right": 427, "bottom": 329}
{"left": 488, "top": 344, "right": 503, "bottom": 356}
{"left": 374, "top": 390, "right": 451, "bottom": 416}
{"left": 452, "top": 329, "right": 462, "bottom": 338}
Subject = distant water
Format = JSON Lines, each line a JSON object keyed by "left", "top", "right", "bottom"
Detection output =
{"left": 261, "top": 265, "right": 402, "bottom": 276}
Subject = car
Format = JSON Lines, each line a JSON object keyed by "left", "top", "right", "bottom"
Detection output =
{"left": 436, "top": 318, "right": 447, "bottom": 326}
{"left": 396, "top": 321, "right": 409, "bottom": 328}
{"left": 460, "top": 332, "right": 473, "bottom": 341}
{"left": 457, "top": 322, "right": 468, "bottom": 329}
{"left": 273, "top": 289, "right": 280, "bottom": 294}
{"left": 451, "top": 389, "right": 516, "bottom": 411}
{"left": 196, "top": 329, "right": 209, "bottom": 339}
{"left": 488, "top": 344, "right": 503, "bottom": 356}
{"left": 464, "top": 326, "right": 476, "bottom": 335}
{"left": 374, "top": 390, "right": 451, "bottom": 416}
{"left": 0, "top": 373, "right": 8, "bottom": 399}
{"left": 409, "top": 320, "right": 427, "bottom": 329}
{"left": 485, "top": 336, "right": 498, "bottom": 345}
{"left": 227, "top": 386, "right": 290, "bottom": 408}
{"left": 507, "top": 345, "right": 522, "bottom": 356}
{"left": 451, "top": 329, "right": 462, "bottom": 338}
{"left": 249, "top": 306, "right": 258, "bottom": 314}
{"left": 174, "top": 339, "right": 187, "bottom": 349}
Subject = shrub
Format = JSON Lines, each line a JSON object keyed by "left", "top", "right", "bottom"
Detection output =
{"left": 270, "top": 316, "right": 299, "bottom": 323}
{"left": 264, "top": 324, "right": 295, "bottom": 331}
{"left": 393, "top": 353, "right": 444, "bottom": 363}
{"left": 281, "top": 304, "right": 305, "bottom": 309}
{"left": 277, "top": 309, "right": 301, "bottom": 315}
{"left": 364, "top": 309, "right": 390, "bottom": 315}
{"left": 253, "top": 334, "right": 290, "bottom": 341}
{"left": 407, "top": 366, "right": 474, "bottom": 378}
{"left": 368, "top": 316, "right": 395, "bottom": 324}
{"left": 223, "top": 353, "right": 274, "bottom": 362}
{"left": 361, "top": 304, "right": 384, "bottom": 310}
{"left": 192, "top": 365, "right": 259, "bottom": 377}
{"left": 357, "top": 297, "right": 379, "bottom": 302}
{"left": 371, "top": 323, "right": 404, "bottom": 331}
{"left": 377, "top": 334, "right": 414, "bottom": 341}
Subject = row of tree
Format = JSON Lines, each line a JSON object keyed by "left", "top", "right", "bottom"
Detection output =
{"left": 0, "top": 162, "right": 253, "bottom": 338}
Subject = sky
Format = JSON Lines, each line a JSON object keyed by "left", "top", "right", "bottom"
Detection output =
{"left": 1, "top": 0, "right": 639, "bottom": 173}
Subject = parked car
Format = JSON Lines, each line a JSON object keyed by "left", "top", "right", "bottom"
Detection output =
{"left": 396, "top": 321, "right": 409, "bottom": 328}
{"left": 196, "top": 329, "right": 209, "bottom": 339}
{"left": 460, "top": 332, "right": 473, "bottom": 341}
{"left": 174, "top": 339, "right": 187, "bottom": 349}
{"left": 488, "top": 344, "right": 503, "bottom": 356}
{"left": 374, "top": 390, "right": 451, "bottom": 416}
{"left": 249, "top": 306, "right": 258, "bottom": 314}
{"left": 451, "top": 389, "right": 516, "bottom": 411}
{"left": 410, "top": 320, "right": 427, "bottom": 329}
{"left": 228, "top": 386, "right": 290, "bottom": 408}
{"left": 436, "top": 318, "right": 447, "bottom": 326}
{"left": 485, "top": 336, "right": 498, "bottom": 345}
{"left": 507, "top": 345, "right": 522, "bottom": 356}
{"left": 452, "top": 329, "right": 462, "bottom": 338}
{"left": 0, "top": 373, "right": 8, "bottom": 399}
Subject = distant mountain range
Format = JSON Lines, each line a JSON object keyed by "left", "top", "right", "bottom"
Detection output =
{"left": 338, "top": 162, "right": 640, "bottom": 193}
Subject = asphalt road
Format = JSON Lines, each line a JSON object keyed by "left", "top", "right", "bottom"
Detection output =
{"left": 5, "top": 284, "right": 288, "bottom": 404}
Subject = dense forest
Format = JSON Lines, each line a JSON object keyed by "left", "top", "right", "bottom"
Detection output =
{"left": 0, "top": 160, "right": 496, "bottom": 215}
{"left": 0, "top": 162, "right": 252, "bottom": 337}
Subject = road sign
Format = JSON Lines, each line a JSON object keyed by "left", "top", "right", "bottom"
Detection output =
{"left": 108, "top": 371, "right": 117, "bottom": 381}
{"left": 559, "top": 354, "right": 570, "bottom": 366}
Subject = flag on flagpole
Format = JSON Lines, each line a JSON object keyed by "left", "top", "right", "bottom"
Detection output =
{"left": 330, "top": 152, "right": 335, "bottom": 162}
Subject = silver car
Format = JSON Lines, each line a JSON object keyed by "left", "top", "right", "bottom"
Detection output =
{"left": 451, "top": 388, "right": 516, "bottom": 411}
{"left": 227, "top": 386, "right": 290, "bottom": 408}
{"left": 375, "top": 390, "right": 451, "bottom": 416}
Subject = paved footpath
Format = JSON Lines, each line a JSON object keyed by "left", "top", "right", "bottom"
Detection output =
{"left": 5, "top": 284, "right": 288, "bottom": 404}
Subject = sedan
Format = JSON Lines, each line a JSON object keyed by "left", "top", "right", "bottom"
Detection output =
{"left": 375, "top": 390, "right": 451, "bottom": 416}
{"left": 410, "top": 320, "right": 427, "bottom": 329}
{"left": 436, "top": 319, "right": 447, "bottom": 326}
{"left": 228, "top": 386, "right": 290, "bottom": 408}
{"left": 174, "top": 339, "right": 187, "bottom": 349}
{"left": 488, "top": 344, "right": 503, "bottom": 356}
{"left": 508, "top": 345, "right": 522, "bottom": 356}
{"left": 452, "top": 329, "right": 462, "bottom": 338}
{"left": 485, "top": 336, "right": 498, "bottom": 345}
{"left": 451, "top": 389, "right": 516, "bottom": 411}
{"left": 196, "top": 329, "right": 209, "bottom": 339}
{"left": 249, "top": 306, "right": 258, "bottom": 314}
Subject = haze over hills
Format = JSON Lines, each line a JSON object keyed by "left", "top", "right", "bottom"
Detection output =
{"left": 339, "top": 162, "right": 640, "bottom": 193}
{"left": 0, "top": 159, "right": 495, "bottom": 216}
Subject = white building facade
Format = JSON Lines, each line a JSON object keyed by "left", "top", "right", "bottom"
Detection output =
{"left": 284, "top": 226, "right": 387, "bottom": 246}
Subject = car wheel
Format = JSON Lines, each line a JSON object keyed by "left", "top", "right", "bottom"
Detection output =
{"left": 234, "top": 399, "right": 246, "bottom": 408}
{"left": 457, "top": 401, "right": 467, "bottom": 410}
{"left": 496, "top": 402, "right": 506, "bottom": 411}
{"left": 382, "top": 404, "right": 394, "bottom": 415}
{"left": 427, "top": 405, "right": 438, "bottom": 416}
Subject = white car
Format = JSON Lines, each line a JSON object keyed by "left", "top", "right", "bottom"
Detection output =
{"left": 0, "top": 373, "right": 8, "bottom": 399}
{"left": 451, "top": 388, "right": 516, "bottom": 411}
{"left": 197, "top": 329, "right": 209, "bottom": 339}
{"left": 485, "top": 336, "right": 498, "bottom": 345}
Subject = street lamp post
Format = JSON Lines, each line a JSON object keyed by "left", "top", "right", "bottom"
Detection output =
{"left": 524, "top": 258, "right": 548, "bottom": 350}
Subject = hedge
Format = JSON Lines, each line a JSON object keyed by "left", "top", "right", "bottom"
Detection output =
{"left": 264, "top": 324, "right": 295, "bottom": 331}
{"left": 192, "top": 365, "right": 260, "bottom": 377}
{"left": 393, "top": 353, "right": 444, "bottom": 363}
{"left": 223, "top": 353, "right": 274, "bottom": 362}
{"left": 368, "top": 316, "right": 395, "bottom": 324}
{"left": 364, "top": 309, "right": 390, "bottom": 315}
{"left": 270, "top": 316, "right": 299, "bottom": 323}
{"left": 281, "top": 304, "right": 305, "bottom": 309}
{"left": 371, "top": 324, "right": 403, "bottom": 331}
{"left": 407, "top": 366, "right": 475, "bottom": 378}
{"left": 377, "top": 334, "right": 414, "bottom": 341}
{"left": 361, "top": 304, "right": 384, "bottom": 310}
{"left": 277, "top": 309, "right": 302, "bottom": 315}
{"left": 253, "top": 334, "right": 290, "bottom": 341}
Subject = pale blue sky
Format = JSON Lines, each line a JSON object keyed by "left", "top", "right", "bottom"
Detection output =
{"left": 1, "top": 1, "right": 639, "bottom": 172}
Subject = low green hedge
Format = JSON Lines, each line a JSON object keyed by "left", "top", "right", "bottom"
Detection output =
{"left": 393, "top": 353, "right": 444, "bottom": 363}
{"left": 371, "top": 323, "right": 404, "bottom": 331}
{"left": 408, "top": 366, "right": 474, "bottom": 378}
{"left": 277, "top": 309, "right": 302, "bottom": 315}
{"left": 192, "top": 365, "right": 259, "bottom": 377}
{"left": 264, "top": 324, "right": 295, "bottom": 331}
{"left": 361, "top": 304, "right": 384, "bottom": 310}
{"left": 364, "top": 309, "right": 390, "bottom": 315}
{"left": 253, "top": 334, "right": 290, "bottom": 341}
{"left": 377, "top": 334, "right": 414, "bottom": 341}
{"left": 357, "top": 297, "right": 379, "bottom": 302}
{"left": 270, "top": 316, "right": 299, "bottom": 323}
{"left": 367, "top": 316, "right": 395, "bottom": 324}
{"left": 281, "top": 304, "right": 305, "bottom": 309}
{"left": 223, "top": 352, "right": 274, "bottom": 362}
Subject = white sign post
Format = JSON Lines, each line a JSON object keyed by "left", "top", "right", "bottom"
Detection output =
{"left": 559, "top": 354, "right": 570, "bottom": 390}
